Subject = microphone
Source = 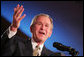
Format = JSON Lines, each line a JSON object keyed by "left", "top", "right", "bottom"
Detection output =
{"left": 53, "top": 42, "right": 79, "bottom": 56}
{"left": 53, "top": 42, "right": 72, "bottom": 51}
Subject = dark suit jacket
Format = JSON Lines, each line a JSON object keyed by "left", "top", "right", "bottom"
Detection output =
{"left": 1, "top": 29, "right": 62, "bottom": 56}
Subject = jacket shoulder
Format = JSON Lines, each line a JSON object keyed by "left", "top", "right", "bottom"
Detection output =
{"left": 13, "top": 35, "right": 31, "bottom": 43}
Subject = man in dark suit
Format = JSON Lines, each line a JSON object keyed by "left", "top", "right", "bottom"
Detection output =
{"left": 1, "top": 4, "right": 64, "bottom": 56}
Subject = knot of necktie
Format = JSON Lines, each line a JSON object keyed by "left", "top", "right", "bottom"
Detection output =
{"left": 36, "top": 45, "right": 40, "bottom": 50}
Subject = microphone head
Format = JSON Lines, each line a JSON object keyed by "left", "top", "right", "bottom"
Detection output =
{"left": 53, "top": 42, "right": 62, "bottom": 47}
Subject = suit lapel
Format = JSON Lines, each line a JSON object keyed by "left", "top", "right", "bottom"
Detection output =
{"left": 41, "top": 46, "right": 48, "bottom": 56}
{"left": 24, "top": 38, "right": 33, "bottom": 56}
{"left": 21, "top": 39, "right": 33, "bottom": 56}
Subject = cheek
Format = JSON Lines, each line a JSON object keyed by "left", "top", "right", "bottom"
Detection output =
{"left": 46, "top": 29, "right": 51, "bottom": 37}
{"left": 34, "top": 26, "right": 40, "bottom": 34}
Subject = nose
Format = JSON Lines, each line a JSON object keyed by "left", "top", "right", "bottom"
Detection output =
{"left": 40, "top": 25, "right": 45, "bottom": 30}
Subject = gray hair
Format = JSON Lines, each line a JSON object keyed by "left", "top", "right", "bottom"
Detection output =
{"left": 30, "top": 13, "right": 53, "bottom": 30}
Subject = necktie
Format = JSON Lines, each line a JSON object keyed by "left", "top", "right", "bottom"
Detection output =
{"left": 33, "top": 45, "right": 40, "bottom": 56}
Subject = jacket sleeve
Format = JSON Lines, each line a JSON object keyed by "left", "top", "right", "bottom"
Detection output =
{"left": 1, "top": 28, "right": 17, "bottom": 56}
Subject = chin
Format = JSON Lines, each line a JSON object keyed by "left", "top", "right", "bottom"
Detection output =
{"left": 38, "top": 37, "right": 45, "bottom": 41}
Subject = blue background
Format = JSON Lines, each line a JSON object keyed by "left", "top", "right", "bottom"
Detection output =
{"left": 1, "top": 1, "right": 83, "bottom": 56}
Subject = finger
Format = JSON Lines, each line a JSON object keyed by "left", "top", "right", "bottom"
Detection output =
{"left": 15, "top": 5, "right": 23, "bottom": 18}
{"left": 13, "top": 4, "right": 20, "bottom": 16}
{"left": 14, "top": 4, "right": 19, "bottom": 12}
{"left": 14, "top": 8, "right": 17, "bottom": 12}
{"left": 13, "top": 8, "right": 17, "bottom": 17}
{"left": 17, "top": 8, "right": 24, "bottom": 19}
{"left": 18, "top": 14, "right": 26, "bottom": 22}
{"left": 16, "top": 4, "right": 20, "bottom": 11}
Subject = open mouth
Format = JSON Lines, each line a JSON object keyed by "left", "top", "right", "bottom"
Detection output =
{"left": 39, "top": 32, "right": 45, "bottom": 35}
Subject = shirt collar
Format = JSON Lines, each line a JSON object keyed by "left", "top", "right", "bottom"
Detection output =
{"left": 31, "top": 38, "right": 44, "bottom": 51}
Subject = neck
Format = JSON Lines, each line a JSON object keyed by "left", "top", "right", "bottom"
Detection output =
{"left": 36, "top": 41, "right": 44, "bottom": 46}
{"left": 32, "top": 37, "right": 44, "bottom": 45}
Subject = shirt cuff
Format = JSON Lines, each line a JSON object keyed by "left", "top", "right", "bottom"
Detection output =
{"left": 8, "top": 26, "right": 17, "bottom": 39}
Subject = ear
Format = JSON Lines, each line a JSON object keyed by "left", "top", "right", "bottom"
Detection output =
{"left": 48, "top": 30, "right": 52, "bottom": 38}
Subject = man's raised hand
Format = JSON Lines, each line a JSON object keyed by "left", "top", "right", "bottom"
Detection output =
{"left": 10, "top": 4, "right": 26, "bottom": 31}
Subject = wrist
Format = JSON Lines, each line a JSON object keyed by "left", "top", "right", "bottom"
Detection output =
{"left": 10, "top": 25, "right": 17, "bottom": 32}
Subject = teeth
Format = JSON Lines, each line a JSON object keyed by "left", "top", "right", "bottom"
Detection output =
{"left": 39, "top": 32, "right": 45, "bottom": 35}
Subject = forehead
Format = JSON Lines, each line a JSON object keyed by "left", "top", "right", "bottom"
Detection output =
{"left": 36, "top": 16, "right": 51, "bottom": 24}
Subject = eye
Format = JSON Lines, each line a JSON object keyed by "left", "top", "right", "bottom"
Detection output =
{"left": 37, "top": 22, "right": 42, "bottom": 25}
{"left": 45, "top": 24, "right": 49, "bottom": 27}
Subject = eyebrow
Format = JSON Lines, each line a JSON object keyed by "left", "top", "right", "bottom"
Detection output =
{"left": 37, "top": 21, "right": 50, "bottom": 25}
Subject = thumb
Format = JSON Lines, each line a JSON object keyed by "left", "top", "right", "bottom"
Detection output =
{"left": 18, "top": 14, "right": 26, "bottom": 22}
